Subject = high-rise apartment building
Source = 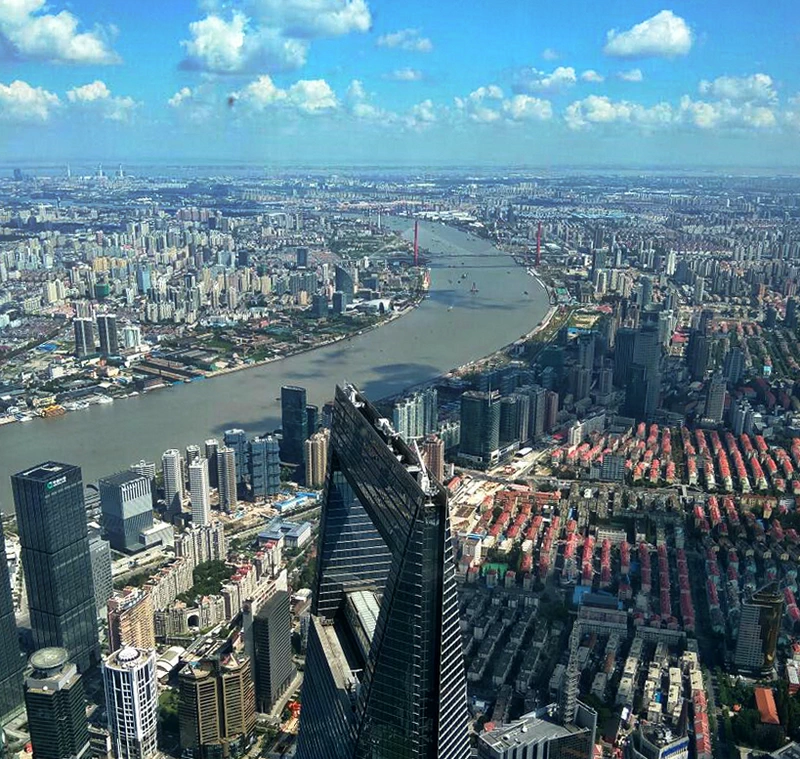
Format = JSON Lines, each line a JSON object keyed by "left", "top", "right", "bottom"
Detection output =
{"left": 249, "top": 435, "right": 281, "bottom": 500}
{"left": 188, "top": 458, "right": 211, "bottom": 527}
{"left": 107, "top": 589, "right": 155, "bottom": 653}
{"left": 223, "top": 429, "right": 248, "bottom": 485}
{"left": 422, "top": 434, "right": 445, "bottom": 482}
{"left": 253, "top": 591, "right": 295, "bottom": 713}
{"left": 97, "top": 314, "right": 119, "bottom": 357}
{"left": 296, "top": 385, "right": 470, "bottom": 759}
{"left": 612, "top": 327, "right": 637, "bottom": 388}
{"left": 102, "top": 647, "right": 158, "bottom": 759}
{"left": 24, "top": 648, "right": 90, "bottom": 759}
{"left": 99, "top": 471, "right": 154, "bottom": 554}
{"left": 178, "top": 652, "right": 256, "bottom": 757}
{"left": 216, "top": 447, "right": 237, "bottom": 512}
{"left": 459, "top": 390, "right": 500, "bottom": 466}
{"left": 734, "top": 584, "right": 783, "bottom": 677}
{"left": 280, "top": 386, "right": 308, "bottom": 468}
{"left": 12, "top": 462, "right": 100, "bottom": 671}
{"left": 0, "top": 519, "right": 23, "bottom": 722}
{"left": 161, "top": 449, "right": 184, "bottom": 516}
{"left": 704, "top": 372, "right": 727, "bottom": 424}
{"left": 204, "top": 439, "right": 219, "bottom": 488}
{"left": 73, "top": 318, "right": 95, "bottom": 358}
{"left": 304, "top": 429, "right": 330, "bottom": 489}
{"left": 392, "top": 388, "right": 438, "bottom": 441}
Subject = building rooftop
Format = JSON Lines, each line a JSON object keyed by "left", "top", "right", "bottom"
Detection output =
{"left": 756, "top": 687, "right": 780, "bottom": 725}
{"left": 15, "top": 461, "right": 77, "bottom": 481}
{"left": 480, "top": 708, "right": 583, "bottom": 751}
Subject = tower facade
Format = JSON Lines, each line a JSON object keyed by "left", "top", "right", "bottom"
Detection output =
{"left": 304, "top": 429, "right": 330, "bottom": 489}
{"left": 216, "top": 447, "right": 237, "bottom": 512}
{"left": 97, "top": 314, "right": 119, "bottom": 357}
{"left": 296, "top": 385, "right": 470, "bottom": 759}
{"left": 102, "top": 647, "right": 158, "bottom": 759}
{"left": 99, "top": 471, "right": 153, "bottom": 554}
{"left": 161, "top": 449, "right": 184, "bottom": 516}
{"left": 0, "top": 519, "right": 23, "bottom": 722}
{"left": 734, "top": 583, "right": 784, "bottom": 677}
{"left": 24, "top": 648, "right": 90, "bottom": 759}
{"left": 249, "top": 435, "right": 281, "bottom": 500}
{"left": 12, "top": 462, "right": 100, "bottom": 671}
{"left": 107, "top": 589, "right": 155, "bottom": 653}
{"left": 188, "top": 458, "right": 211, "bottom": 527}
{"left": 280, "top": 386, "right": 308, "bottom": 467}
{"left": 253, "top": 591, "right": 295, "bottom": 713}
{"left": 73, "top": 318, "right": 95, "bottom": 358}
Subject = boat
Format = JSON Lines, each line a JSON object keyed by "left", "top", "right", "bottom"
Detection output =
{"left": 447, "top": 306, "right": 454, "bottom": 311}
{"left": 470, "top": 282, "right": 479, "bottom": 294}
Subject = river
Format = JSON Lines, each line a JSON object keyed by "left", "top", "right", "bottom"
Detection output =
{"left": 0, "top": 220, "right": 548, "bottom": 513}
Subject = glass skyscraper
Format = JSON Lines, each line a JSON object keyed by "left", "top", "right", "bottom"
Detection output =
{"left": 0, "top": 519, "right": 23, "bottom": 722}
{"left": 249, "top": 435, "right": 281, "bottom": 499}
{"left": 296, "top": 384, "right": 470, "bottom": 759}
{"left": 280, "top": 386, "right": 308, "bottom": 468}
{"left": 12, "top": 462, "right": 100, "bottom": 671}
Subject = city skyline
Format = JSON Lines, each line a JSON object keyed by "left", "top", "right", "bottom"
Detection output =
{"left": 0, "top": 1, "right": 798, "bottom": 167}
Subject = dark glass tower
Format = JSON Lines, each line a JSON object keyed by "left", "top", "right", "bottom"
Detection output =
{"left": 12, "top": 463, "right": 100, "bottom": 671}
{"left": 24, "top": 647, "right": 90, "bottom": 759}
{"left": 249, "top": 436, "right": 281, "bottom": 500}
{"left": 296, "top": 384, "right": 470, "bottom": 759}
{"left": 253, "top": 591, "right": 295, "bottom": 713}
{"left": 280, "top": 386, "right": 308, "bottom": 467}
{"left": 0, "top": 519, "right": 23, "bottom": 722}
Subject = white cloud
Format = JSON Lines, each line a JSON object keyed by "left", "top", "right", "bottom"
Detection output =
{"left": 404, "top": 98, "right": 437, "bottom": 129}
{"left": 168, "top": 87, "right": 194, "bottom": 108}
{"left": 180, "top": 12, "right": 308, "bottom": 74}
{"left": 0, "top": 79, "right": 59, "bottom": 121}
{"left": 502, "top": 95, "right": 553, "bottom": 122}
{"left": 455, "top": 85, "right": 504, "bottom": 123}
{"left": 618, "top": 68, "right": 644, "bottom": 82}
{"left": 248, "top": 0, "right": 370, "bottom": 38}
{"left": 542, "top": 47, "right": 559, "bottom": 61}
{"left": 234, "top": 74, "right": 337, "bottom": 114}
{"left": 678, "top": 96, "right": 777, "bottom": 129}
{"left": 698, "top": 73, "right": 776, "bottom": 103}
{"left": 604, "top": 10, "right": 692, "bottom": 59}
{"left": 0, "top": 0, "right": 119, "bottom": 64}
{"left": 565, "top": 95, "right": 674, "bottom": 130}
{"left": 376, "top": 28, "right": 432, "bottom": 53}
{"left": 385, "top": 67, "right": 422, "bottom": 82}
{"left": 66, "top": 80, "right": 136, "bottom": 121}
{"left": 786, "top": 96, "right": 800, "bottom": 130}
{"left": 581, "top": 70, "right": 605, "bottom": 83}
{"left": 513, "top": 66, "right": 576, "bottom": 94}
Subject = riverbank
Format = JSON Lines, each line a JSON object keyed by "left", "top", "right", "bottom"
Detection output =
{"left": 0, "top": 220, "right": 550, "bottom": 513}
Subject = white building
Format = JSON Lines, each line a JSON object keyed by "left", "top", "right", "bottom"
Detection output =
{"left": 188, "top": 458, "right": 210, "bottom": 527}
{"left": 102, "top": 647, "right": 158, "bottom": 759}
{"left": 161, "top": 449, "right": 183, "bottom": 514}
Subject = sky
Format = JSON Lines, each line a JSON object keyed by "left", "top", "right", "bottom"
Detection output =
{"left": 0, "top": 0, "right": 799, "bottom": 168}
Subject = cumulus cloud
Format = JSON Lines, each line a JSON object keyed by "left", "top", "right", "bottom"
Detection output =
{"left": 454, "top": 85, "right": 504, "bottom": 123}
{"left": 0, "top": 0, "right": 119, "bottom": 64}
{"left": 168, "top": 87, "right": 194, "bottom": 108}
{"left": 66, "top": 80, "right": 136, "bottom": 121}
{"left": 581, "top": 70, "right": 605, "bottom": 83}
{"left": 513, "top": 66, "right": 576, "bottom": 94}
{"left": 618, "top": 68, "right": 644, "bottom": 82}
{"left": 604, "top": 10, "right": 692, "bottom": 59}
{"left": 0, "top": 79, "right": 59, "bottom": 121}
{"left": 376, "top": 28, "right": 432, "bottom": 53}
{"left": 678, "top": 96, "right": 777, "bottom": 129}
{"left": 565, "top": 95, "right": 674, "bottom": 130}
{"left": 385, "top": 67, "right": 422, "bottom": 82}
{"left": 403, "top": 98, "right": 437, "bottom": 129}
{"left": 502, "top": 95, "right": 553, "bottom": 122}
{"left": 542, "top": 48, "right": 559, "bottom": 61}
{"left": 180, "top": 12, "right": 307, "bottom": 74}
{"left": 698, "top": 73, "right": 777, "bottom": 103}
{"left": 181, "top": 0, "right": 370, "bottom": 74}
{"left": 233, "top": 74, "right": 337, "bottom": 114}
{"left": 786, "top": 96, "right": 800, "bottom": 130}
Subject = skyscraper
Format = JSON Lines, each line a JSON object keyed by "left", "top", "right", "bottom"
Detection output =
{"left": 89, "top": 531, "right": 114, "bottom": 619}
{"left": 96, "top": 314, "right": 119, "bottom": 357}
{"left": 734, "top": 584, "right": 783, "bottom": 677}
{"left": 280, "top": 386, "right": 308, "bottom": 467}
{"left": 24, "top": 648, "right": 90, "bottom": 759}
{"left": 249, "top": 436, "right": 281, "bottom": 500}
{"left": 613, "top": 327, "right": 637, "bottom": 388}
{"left": 12, "top": 462, "right": 100, "bottom": 671}
{"left": 107, "top": 589, "right": 155, "bottom": 654}
{"left": 296, "top": 384, "right": 470, "bottom": 759}
{"left": 73, "top": 318, "right": 95, "bottom": 358}
{"left": 304, "top": 429, "right": 330, "bottom": 489}
{"left": 422, "top": 434, "right": 445, "bottom": 482}
{"left": 223, "top": 429, "right": 248, "bottom": 485}
{"left": 704, "top": 372, "right": 727, "bottom": 423}
{"left": 161, "top": 449, "right": 184, "bottom": 516}
{"left": 189, "top": 458, "right": 211, "bottom": 527}
{"left": 204, "top": 439, "right": 219, "bottom": 488}
{"left": 459, "top": 390, "right": 500, "bottom": 466}
{"left": 253, "top": 591, "right": 295, "bottom": 713}
{"left": 178, "top": 652, "right": 256, "bottom": 758}
{"left": 0, "top": 519, "right": 23, "bottom": 722}
{"left": 216, "top": 447, "right": 237, "bottom": 512}
{"left": 99, "top": 471, "right": 154, "bottom": 554}
{"left": 103, "top": 647, "right": 158, "bottom": 759}
{"left": 723, "top": 346, "right": 745, "bottom": 386}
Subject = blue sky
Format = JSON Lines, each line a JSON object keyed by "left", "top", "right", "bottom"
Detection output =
{"left": 1, "top": 0, "right": 799, "bottom": 167}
